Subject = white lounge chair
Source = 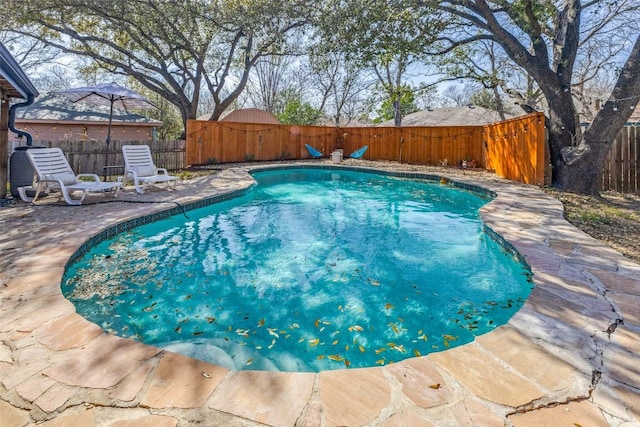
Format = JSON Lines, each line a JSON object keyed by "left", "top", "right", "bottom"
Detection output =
{"left": 20, "top": 147, "right": 121, "bottom": 205}
{"left": 122, "top": 145, "right": 178, "bottom": 194}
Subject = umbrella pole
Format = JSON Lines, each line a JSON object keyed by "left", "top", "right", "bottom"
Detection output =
{"left": 105, "top": 100, "right": 114, "bottom": 181}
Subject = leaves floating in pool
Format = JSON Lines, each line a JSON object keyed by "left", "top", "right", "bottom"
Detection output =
{"left": 62, "top": 168, "right": 534, "bottom": 372}
{"left": 143, "top": 302, "right": 156, "bottom": 312}
{"left": 442, "top": 335, "right": 458, "bottom": 348}
{"left": 267, "top": 328, "right": 279, "bottom": 338}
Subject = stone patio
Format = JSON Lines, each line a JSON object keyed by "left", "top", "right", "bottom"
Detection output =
{"left": 1, "top": 160, "right": 639, "bottom": 426}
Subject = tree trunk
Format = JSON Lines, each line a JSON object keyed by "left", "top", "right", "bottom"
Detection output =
{"left": 554, "top": 141, "right": 610, "bottom": 195}
{"left": 550, "top": 35, "right": 640, "bottom": 194}
{"left": 393, "top": 98, "right": 401, "bottom": 126}
{"left": 545, "top": 87, "right": 580, "bottom": 187}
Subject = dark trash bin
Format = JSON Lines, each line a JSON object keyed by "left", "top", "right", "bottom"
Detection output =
{"left": 9, "top": 145, "right": 45, "bottom": 198}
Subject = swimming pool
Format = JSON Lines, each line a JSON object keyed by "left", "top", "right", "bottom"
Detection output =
{"left": 62, "top": 168, "right": 533, "bottom": 372}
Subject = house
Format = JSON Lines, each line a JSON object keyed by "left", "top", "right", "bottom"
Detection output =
{"left": 12, "top": 92, "right": 162, "bottom": 144}
{"left": 0, "top": 42, "right": 39, "bottom": 199}
{"left": 197, "top": 108, "right": 281, "bottom": 124}
{"left": 377, "top": 106, "right": 517, "bottom": 127}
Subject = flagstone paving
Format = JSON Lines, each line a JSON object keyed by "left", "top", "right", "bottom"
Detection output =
{"left": 1, "top": 160, "right": 639, "bottom": 426}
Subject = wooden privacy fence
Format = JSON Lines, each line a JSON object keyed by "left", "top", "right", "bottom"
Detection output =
{"left": 186, "top": 112, "right": 547, "bottom": 186}
{"left": 8, "top": 113, "right": 639, "bottom": 193}
{"left": 600, "top": 125, "right": 640, "bottom": 193}
{"left": 10, "top": 139, "right": 185, "bottom": 176}
{"left": 483, "top": 113, "right": 548, "bottom": 186}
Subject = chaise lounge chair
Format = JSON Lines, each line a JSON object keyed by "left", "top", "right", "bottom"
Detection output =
{"left": 349, "top": 145, "right": 368, "bottom": 159}
{"left": 305, "top": 144, "right": 323, "bottom": 158}
{"left": 21, "top": 147, "right": 121, "bottom": 205}
{"left": 122, "top": 144, "right": 178, "bottom": 194}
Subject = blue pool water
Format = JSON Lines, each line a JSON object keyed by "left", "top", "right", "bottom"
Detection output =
{"left": 62, "top": 168, "right": 533, "bottom": 372}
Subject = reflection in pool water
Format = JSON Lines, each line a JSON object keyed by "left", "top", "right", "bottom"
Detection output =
{"left": 63, "top": 168, "right": 533, "bottom": 372}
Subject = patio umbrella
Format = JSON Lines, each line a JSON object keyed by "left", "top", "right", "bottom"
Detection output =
{"left": 55, "top": 82, "right": 158, "bottom": 178}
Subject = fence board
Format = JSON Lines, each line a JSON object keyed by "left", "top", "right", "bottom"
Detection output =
{"left": 621, "top": 129, "right": 629, "bottom": 192}
{"left": 631, "top": 126, "right": 638, "bottom": 192}
{"left": 613, "top": 132, "right": 622, "bottom": 192}
{"left": 602, "top": 139, "right": 612, "bottom": 191}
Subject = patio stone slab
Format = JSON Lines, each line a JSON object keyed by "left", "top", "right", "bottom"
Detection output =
{"left": 141, "top": 352, "right": 227, "bottom": 409}
{"left": 43, "top": 334, "right": 161, "bottom": 389}
{"left": 380, "top": 407, "right": 435, "bottom": 426}
{"left": 208, "top": 370, "right": 314, "bottom": 425}
{"left": 508, "top": 304, "right": 597, "bottom": 376}
{"left": 385, "top": 357, "right": 451, "bottom": 408}
{"left": 602, "top": 341, "right": 640, "bottom": 387}
{"left": 0, "top": 361, "right": 12, "bottom": 377}
{"left": 450, "top": 398, "right": 504, "bottom": 426}
{"left": 613, "top": 385, "right": 640, "bottom": 420}
{"left": 587, "top": 268, "right": 640, "bottom": 296}
{"left": 317, "top": 367, "right": 391, "bottom": 426}
{"left": 11, "top": 334, "right": 37, "bottom": 350}
{"left": 566, "top": 243, "right": 620, "bottom": 271}
{"left": 107, "top": 414, "right": 178, "bottom": 427}
{"left": 15, "top": 375, "right": 56, "bottom": 403}
{"left": 0, "top": 269, "right": 64, "bottom": 298}
{"left": 607, "top": 292, "right": 640, "bottom": 327}
{"left": 1, "top": 348, "right": 51, "bottom": 391}
{"left": 548, "top": 238, "right": 578, "bottom": 256}
{"left": 428, "top": 343, "right": 544, "bottom": 408}
{"left": 523, "top": 285, "right": 616, "bottom": 333}
{"left": 610, "top": 326, "right": 640, "bottom": 353}
{"left": 591, "top": 381, "right": 640, "bottom": 422}
{"left": 518, "top": 250, "right": 563, "bottom": 276}
{"left": 0, "top": 291, "right": 75, "bottom": 334}
{"left": 298, "top": 399, "right": 323, "bottom": 427}
{"left": 34, "top": 382, "right": 76, "bottom": 413}
{"left": 509, "top": 400, "right": 608, "bottom": 427}
{"left": 108, "top": 361, "right": 154, "bottom": 402}
{"left": 12, "top": 252, "right": 72, "bottom": 272}
{"left": 0, "top": 342, "right": 12, "bottom": 363}
{"left": 475, "top": 326, "right": 576, "bottom": 391}
{"left": 40, "top": 408, "right": 95, "bottom": 427}
{"left": 35, "top": 313, "right": 103, "bottom": 351}
{"left": 0, "top": 399, "right": 30, "bottom": 427}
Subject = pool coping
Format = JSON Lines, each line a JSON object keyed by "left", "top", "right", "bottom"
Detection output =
{"left": 1, "top": 161, "right": 639, "bottom": 426}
